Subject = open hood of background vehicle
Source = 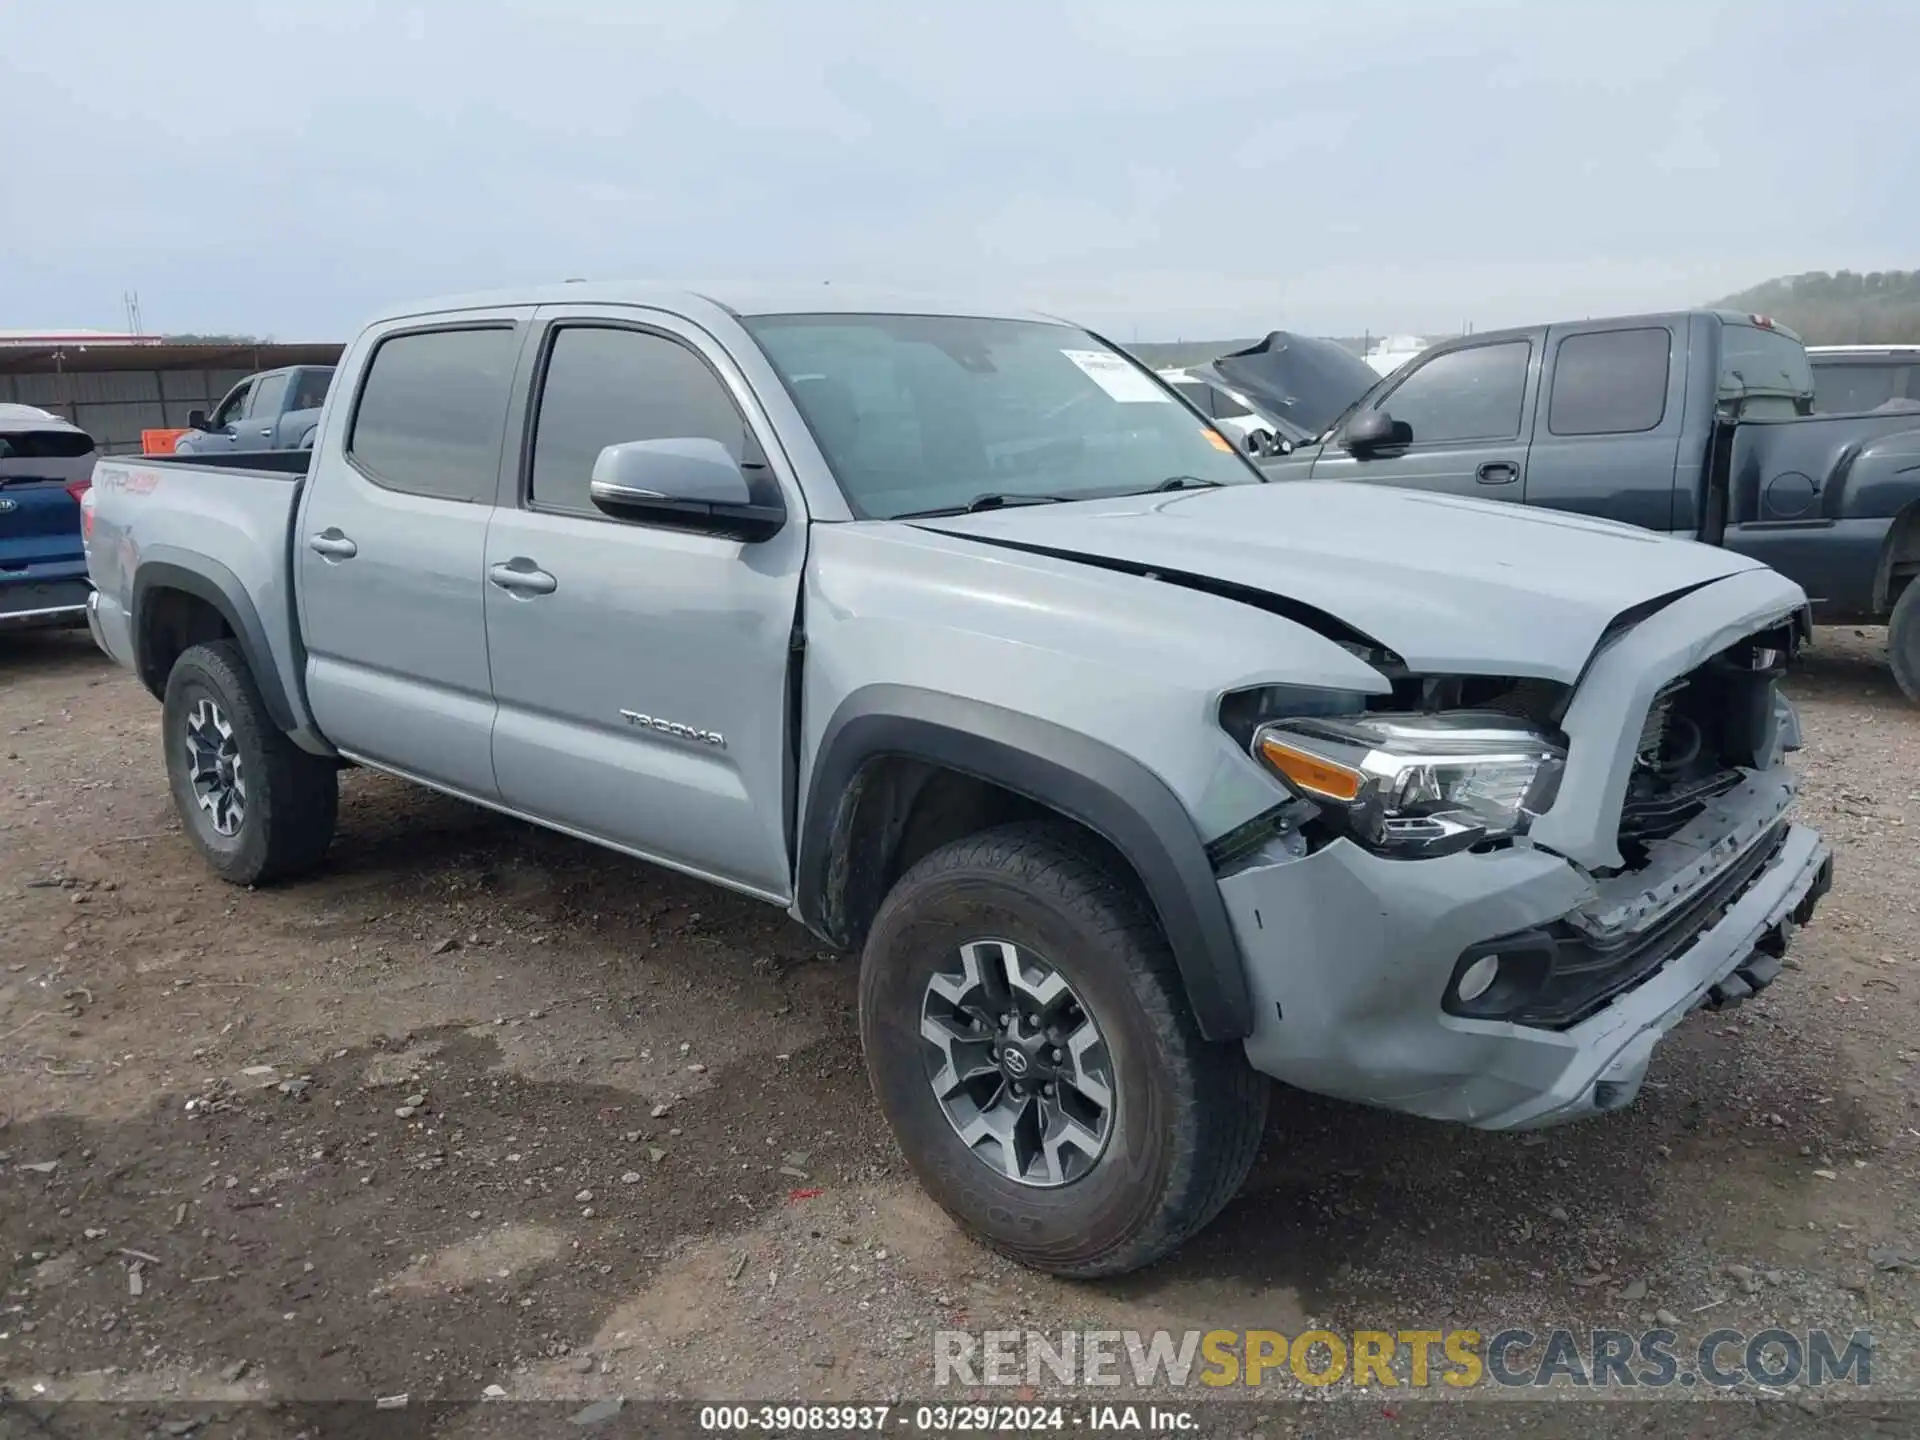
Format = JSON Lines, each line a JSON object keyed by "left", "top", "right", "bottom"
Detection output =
{"left": 1210, "top": 331, "right": 1381, "bottom": 437}
{"left": 915, "top": 483, "right": 1773, "bottom": 683}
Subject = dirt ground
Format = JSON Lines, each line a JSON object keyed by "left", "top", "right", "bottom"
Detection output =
{"left": 2, "top": 625, "right": 1918, "bottom": 1432}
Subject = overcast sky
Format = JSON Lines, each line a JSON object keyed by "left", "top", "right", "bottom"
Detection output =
{"left": 4, "top": 0, "right": 1914, "bottom": 341}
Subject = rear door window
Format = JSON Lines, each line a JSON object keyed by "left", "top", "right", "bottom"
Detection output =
{"left": 1375, "top": 340, "right": 1531, "bottom": 443}
{"left": 1547, "top": 327, "right": 1671, "bottom": 435}
{"left": 248, "top": 372, "right": 289, "bottom": 420}
{"left": 347, "top": 326, "right": 520, "bottom": 502}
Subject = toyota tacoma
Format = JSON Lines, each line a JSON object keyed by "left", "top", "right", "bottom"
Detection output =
{"left": 82, "top": 283, "right": 1833, "bottom": 1276}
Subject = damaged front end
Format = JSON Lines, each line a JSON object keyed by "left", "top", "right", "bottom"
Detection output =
{"left": 1213, "top": 567, "right": 1832, "bottom": 1129}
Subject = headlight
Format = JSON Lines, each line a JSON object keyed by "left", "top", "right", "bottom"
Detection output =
{"left": 1251, "top": 711, "right": 1565, "bottom": 858}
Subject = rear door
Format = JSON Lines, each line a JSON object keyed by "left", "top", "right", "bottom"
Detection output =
{"left": 482, "top": 306, "right": 806, "bottom": 901}
{"left": 297, "top": 312, "right": 531, "bottom": 797}
{"left": 1520, "top": 322, "right": 1685, "bottom": 531}
{"left": 234, "top": 370, "right": 289, "bottom": 451}
{"left": 1310, "top": 337, "right": 1539, "bottom": 499}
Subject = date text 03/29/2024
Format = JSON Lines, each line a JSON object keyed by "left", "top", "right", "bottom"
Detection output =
{"left": 697, "top": 1405, "right": 1194, "bottom": 1432}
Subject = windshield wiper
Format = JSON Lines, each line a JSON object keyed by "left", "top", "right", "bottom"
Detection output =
{"left": 893, "top": 492, "right": 1076, "bottom": 519}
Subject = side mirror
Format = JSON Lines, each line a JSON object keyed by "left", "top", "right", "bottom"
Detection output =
{"left": 187, "top": 409, "right": 209, "bottom": 431}
{"left": 588, "top": 438, "right": 785, "bottom": 542}
{"left": 1343, "top": 409, "right": 1412, "bottom": 456}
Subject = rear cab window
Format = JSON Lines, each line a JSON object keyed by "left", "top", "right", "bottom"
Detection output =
{"left": 346, "top": 326, "right": 521, "bottom": 502}
{"left": 1717, "top": 319, "right": 1815, "bottom": 413}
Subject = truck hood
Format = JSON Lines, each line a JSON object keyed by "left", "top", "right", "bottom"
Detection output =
{"left": 912, "top": 482, "right": 1776, "bottom": 683}
{"left": 1209, "top": 331, "right": 1382, "bottom": 437}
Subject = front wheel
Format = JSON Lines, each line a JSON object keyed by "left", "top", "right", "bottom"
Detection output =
{"left": 1889, "top": 580, "right": 1920, "bottom": 703}
{"left": 162, "top": 640, "right": 338, "bottom": 884}
{"left": 859, "top": 822, "right": 1268, "bottom": 1277}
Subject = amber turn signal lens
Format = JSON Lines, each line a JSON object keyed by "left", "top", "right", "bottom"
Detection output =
{"left": 1256, "top": 736, "right": 1364, "bottom": 803}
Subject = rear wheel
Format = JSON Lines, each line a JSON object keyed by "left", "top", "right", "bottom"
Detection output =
{"left": 859, "top": 822, "right": 1268, "bottom": 1277}
{"left": 162, "top": 640, "right": 337, "bottom": 884}
{"left": 1889, "top": 580, "right": 1920, "bottom": 703}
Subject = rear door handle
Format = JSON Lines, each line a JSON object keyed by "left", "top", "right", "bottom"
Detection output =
{"left": 257, "top": 427, "right": 274, "bottom": 438}
{"left": 1476, "top": 461, "right": 1520, "bottom": 485}
{"left": 489, "top": 560, "right": 557, "bottom": 596}
{"left": 309, "top": 529, "right": 357, "bottom": 560}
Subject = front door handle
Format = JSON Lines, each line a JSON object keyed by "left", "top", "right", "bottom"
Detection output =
{"left": 489, "top": 560, "right": 557, "bottom": 596}
{"left": 1476, "top": 461, "right": 1520, "bottom": 485}
{"left": 257, "top": 426, "right": 274, "bottom": 438}
{"left": 309, "top": 529, "right": 358, "bottom": 560}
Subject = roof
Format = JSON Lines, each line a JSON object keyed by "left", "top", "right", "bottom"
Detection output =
{"left": 0, "top": 402, "right": 87, "bottom": 434}
{"left": 1416, "top": 310, "right": 1805, "bottom": 352}
{"left": 367, "top": 280, "right": 1059, "bottom": 326}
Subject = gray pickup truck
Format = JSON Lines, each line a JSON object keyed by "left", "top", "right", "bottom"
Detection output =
{"left": 175, "top": 364, "right": 334, "bottom": 456}
{"left": 84, "top": 283, "right": 1833, "bottom": 1277}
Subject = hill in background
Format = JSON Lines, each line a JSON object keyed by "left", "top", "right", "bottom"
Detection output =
{"left": 1708, "top": 270, "right": 1920, "bottom": 344}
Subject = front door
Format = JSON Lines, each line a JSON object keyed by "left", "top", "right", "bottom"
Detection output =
{"left": 483, "top": 308, "right": 805, "bottom": 901}
{"left": 194, "top": 380, "right": 253, "bottom": 454}
{"left": 297, "top": 313, "right": 531, "bottom": 797}
{"left": 1312, "top": 338, "right": 1539, "bottom": 501}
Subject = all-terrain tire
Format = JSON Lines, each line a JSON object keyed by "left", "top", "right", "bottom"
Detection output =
{"left": 859, "top": 821, "right": 1268, "bottom": 1278}
{"left": 1889, "top": 580, "right": 1920, "bottom": 703}
{"left": 162, "top": 640, "right": 338, "bottom": 885}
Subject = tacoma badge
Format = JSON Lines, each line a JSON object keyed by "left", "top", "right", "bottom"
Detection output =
{"left": 619, "top": 710, "right": 726, "bottom": 748}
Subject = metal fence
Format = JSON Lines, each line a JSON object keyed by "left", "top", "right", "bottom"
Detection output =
{"left": 0, "top": 343, "right": 345, "bottom": 454}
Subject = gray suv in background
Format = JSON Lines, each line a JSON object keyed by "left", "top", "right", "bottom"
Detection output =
{"left": 175, "top": 364, "right": 334, "bottom": 455}
{"left": 85, "top": 284, "right": 1831, "bottom": 1276}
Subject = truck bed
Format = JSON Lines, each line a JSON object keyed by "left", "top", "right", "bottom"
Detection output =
{"left": 87, "top": 452, "right": 312, "bottom": 726}
{"left": 1720, "top": 408, "right": 1920, "bottom": 619}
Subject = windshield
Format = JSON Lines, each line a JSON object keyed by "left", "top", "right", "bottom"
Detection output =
{"left": 741, "top": 314, "right": 1261, "bottom": 518}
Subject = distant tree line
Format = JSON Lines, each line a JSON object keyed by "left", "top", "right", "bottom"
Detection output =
{"left": 1709, "top": 270, "right": 1920, "bottom": 344}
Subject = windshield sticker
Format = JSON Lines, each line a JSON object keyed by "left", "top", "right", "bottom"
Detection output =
{"left": 1060, "top": 349, "right": 1172, "bottom": 404}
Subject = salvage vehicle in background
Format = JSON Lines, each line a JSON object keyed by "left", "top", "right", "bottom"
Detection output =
{"left": 0, "top": 404, "right": 96, "bottom": 632}
{"left": 1807, "top": 344, "right": 1920, "bottom": 414}
{"left": 1265, "top": 312, "right": 1920, "bottom": 700}
{"left": 175, "top": 364, "right": 334, "bottom": 456}
{"left": 1158, "top": 332, "right": 1383, "bottom": 460}
{"left": 84, "top": 283, "right": 1830, "bottom": 1276}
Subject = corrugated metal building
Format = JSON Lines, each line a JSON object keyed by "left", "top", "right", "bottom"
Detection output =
{"left": 0, "top": 338, "right": 345, "bottom": 454}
